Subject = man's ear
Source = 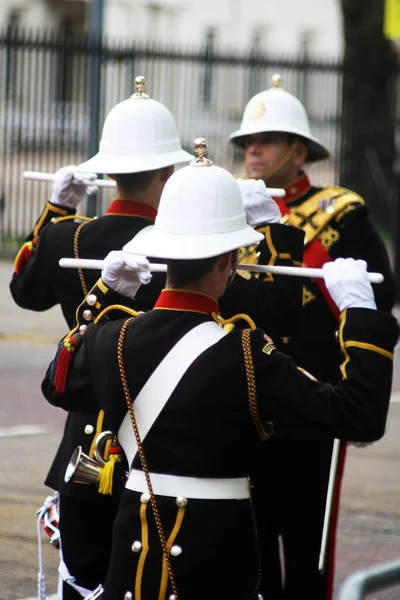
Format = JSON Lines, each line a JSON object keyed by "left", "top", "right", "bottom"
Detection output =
{"left": 217, "top": 251, "right": 234, "bottom": 273}
{"left": 294, "top": 141, "right": 309, "bottom": 167}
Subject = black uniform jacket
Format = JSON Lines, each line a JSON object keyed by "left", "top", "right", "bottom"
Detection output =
{"left": 41, "top": 287, "right": 397, "bottom": 599}
{"left": 10, "top": 198, "right": 166, "bottom": 497}
{"left": 10, "top": 197, "right": 304, "bottom": 498}
{"left": 274, "top": 173, "right": 397, "bottom": 382}
{"left": 9, "top": 199, "right": 162, "bottom": 328}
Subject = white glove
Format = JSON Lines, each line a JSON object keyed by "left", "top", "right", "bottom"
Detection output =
{"left": 236, "top": 178, "right": 282, "bottom": 227}
{"left": 101, "top": 250, "right": 152, "bottom": 298}
{"left": 323, "top": 258, "right": 377, "bottom": 312}
{"left": 50, "top": 165, "right": 98, "bottom": 209}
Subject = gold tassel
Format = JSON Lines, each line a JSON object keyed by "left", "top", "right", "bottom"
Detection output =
{"left": 98, "top": 454, "right": 121, "bottom": 495}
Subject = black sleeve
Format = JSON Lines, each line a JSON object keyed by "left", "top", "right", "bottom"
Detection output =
{"left": 253, "top": 308, "right": 398, "bottom": 442}
{"left": 41, "top": 280, "right": 134, "bottom": 416}
{"left": 9, "top": 202, "right": 75, "bottom": 311}
{"left": 332, "top": 205, "right": 397, "bottom": 314}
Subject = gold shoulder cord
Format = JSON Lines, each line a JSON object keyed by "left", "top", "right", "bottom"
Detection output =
{"left": 241, "top": 329, "right": 273, "bottom": 441}
{"left": 117, "top": 318, "right": 179, "bottom": 599}
{"left": 52, "top": 214, "right": 92, "bottom": 297}
{"left": 73, "top": 222, "right": 89, "bottom": 296}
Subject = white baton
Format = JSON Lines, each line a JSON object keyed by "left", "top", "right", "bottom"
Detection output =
{"left": 22, "top": 170, "right": 286, "bottom": 197}
{"left": 23, "top": 171, "right": 115, "bottom": 189}
{"left": 58, "top": 258, "right": 384, "bottom": 283}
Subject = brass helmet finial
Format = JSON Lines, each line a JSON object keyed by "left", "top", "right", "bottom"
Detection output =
{"left": 131, "top": 75, "right": 150, "bottom": 99}
{"left": 190, "top": 138, "right": 213, "bottom": 166}
{"left": 271, "top": 74, "right": 282, "bottom": 89}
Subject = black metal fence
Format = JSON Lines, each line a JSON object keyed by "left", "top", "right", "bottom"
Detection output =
{"left": 0, "top": 29, "right": 397, "bottom": 255}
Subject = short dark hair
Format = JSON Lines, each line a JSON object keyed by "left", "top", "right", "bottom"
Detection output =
{"left": 113, "top": 170, "right": 157, "bottom": 194}
{"left": 166, "top": 257, "right": 219, "bottom": 287}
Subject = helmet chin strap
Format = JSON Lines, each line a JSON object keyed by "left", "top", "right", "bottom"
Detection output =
{"left": 244, "top": 139, "right": 299, "bottom": 183}
{"left": 227, "top": 250, "right": 239, "bottom": 287}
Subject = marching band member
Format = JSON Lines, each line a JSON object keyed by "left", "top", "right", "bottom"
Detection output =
{"left": 228, "top": 74, "right": 398, "bottom": 600}
{"left": 9, "top": 77, "right": 192, "bottom": 599}
{"left": 9, "top": 77, "right": 304, "bottom": 595}
{"left": 41, "top": 142, "right": 397, "bottom": 600}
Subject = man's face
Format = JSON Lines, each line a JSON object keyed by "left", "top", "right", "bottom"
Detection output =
{"left": 243, "top": 132, "right": 297, "bottom": 185}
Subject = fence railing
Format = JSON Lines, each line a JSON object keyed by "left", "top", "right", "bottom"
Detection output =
{"left": 0, "top": 29, "right": 397, "bottom": 254}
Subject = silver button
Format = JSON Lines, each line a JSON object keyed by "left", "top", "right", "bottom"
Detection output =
{"left": 170, "top": 545, "right": 182, "bottom": 556}
{"left": 79, "top": 324, "right": 88, "bottom": 334}
{"left": 131, "top": 540, "right": 142, "bottom": 553}
{"left": 83, "top": 309, "right": 93, "bottom": 321}
{"left": 124, "top": 593, "right": 133, "bottom": 600}
{"left": 86, "top": 294, "right": 97, "bottom": 306}
{"left": 84, "top": 424, "right": 94, "bottom": 435}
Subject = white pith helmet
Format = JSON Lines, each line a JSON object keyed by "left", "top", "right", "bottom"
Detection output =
{"left": 228, "top": 74, "right": 330, "bottom": 163}
{"left": 76, "top": 76, "right": 193, "bottom": 174}
{"left": 123, "top": 138, "right": 263, "bottom": 260}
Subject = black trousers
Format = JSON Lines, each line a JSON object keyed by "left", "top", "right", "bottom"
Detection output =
{"left": 251, "top": 438, "right": 337, "bottom": 600}
{"left": 59, "top": 493, "right": 120, "bottom": 599}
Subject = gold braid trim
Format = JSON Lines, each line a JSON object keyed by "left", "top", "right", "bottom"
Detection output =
{"left": 159, "top": 507, "right": 186, "bottom": 600}
{"left": 135, "top": 502, "right": 150, "bottom": 599}
{"left": 241, "top": 329, "right": 273, "bottom": 441}
{"left": 52, "top": 215, "right": 93, "bottom": 224}
{"left": 281, "top": 187, "right": 364, "bottom": 245}
{"left": 73, "top": 222, "right": 89, "bottom": 296}
{"left": 212, "top": 312, "right": 257, "bottom": 332}
{"left": 52, "top": 215, "right": 93, "bottom": 298}
{"left": 117, "top": 318, "right": 179, "bottom": 599}
{"left": 93, "top": 305, "right": 141, "bottom": 324}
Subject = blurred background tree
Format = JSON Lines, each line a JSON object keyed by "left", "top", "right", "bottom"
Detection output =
{"left": 339, "top": 0, "right": 398, "bottom": 236}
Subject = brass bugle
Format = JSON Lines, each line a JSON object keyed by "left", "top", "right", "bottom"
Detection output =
{"left": 65, "top": 446, "right": 104, "bottom": 484}
{"left": 58, "top": 257, "right": 384, "bottom": 284}
{"left": 64, "top": 430, "right": 112, "bottom": 485}
{"left": 22, "top": 170, "right": 286, "bottom": 197}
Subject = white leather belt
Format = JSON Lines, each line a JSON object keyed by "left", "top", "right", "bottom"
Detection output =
{"left": 126, "top": 469, "right": 250, "bottom": 500}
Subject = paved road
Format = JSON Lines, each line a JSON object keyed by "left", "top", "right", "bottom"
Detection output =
{"left": 1, "top": 258, "right": 400, "bottom": 599}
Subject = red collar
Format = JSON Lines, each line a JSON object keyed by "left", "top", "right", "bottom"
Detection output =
{"left": 106, "top": 199, "right": 157, "bottom": 222}
{"left": 154, "top": 289, "right": 219, "bottom": 315}
{"left": 273, "top": 173, "right": 311, "bottom": 205}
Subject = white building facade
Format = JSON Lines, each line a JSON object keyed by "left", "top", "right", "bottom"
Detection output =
{"left": 0, "top": 0, "right": 343, "bottom": 59}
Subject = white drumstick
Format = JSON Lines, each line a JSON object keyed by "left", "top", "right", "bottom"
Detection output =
{"left": 58, "top": 258, "right": 384, "bottom": 283}
{"left": 22, "top": 170, "right": 286, "bottom": 197}
{"left": 23, "top": 171, "right": 116, "bottom": 189}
